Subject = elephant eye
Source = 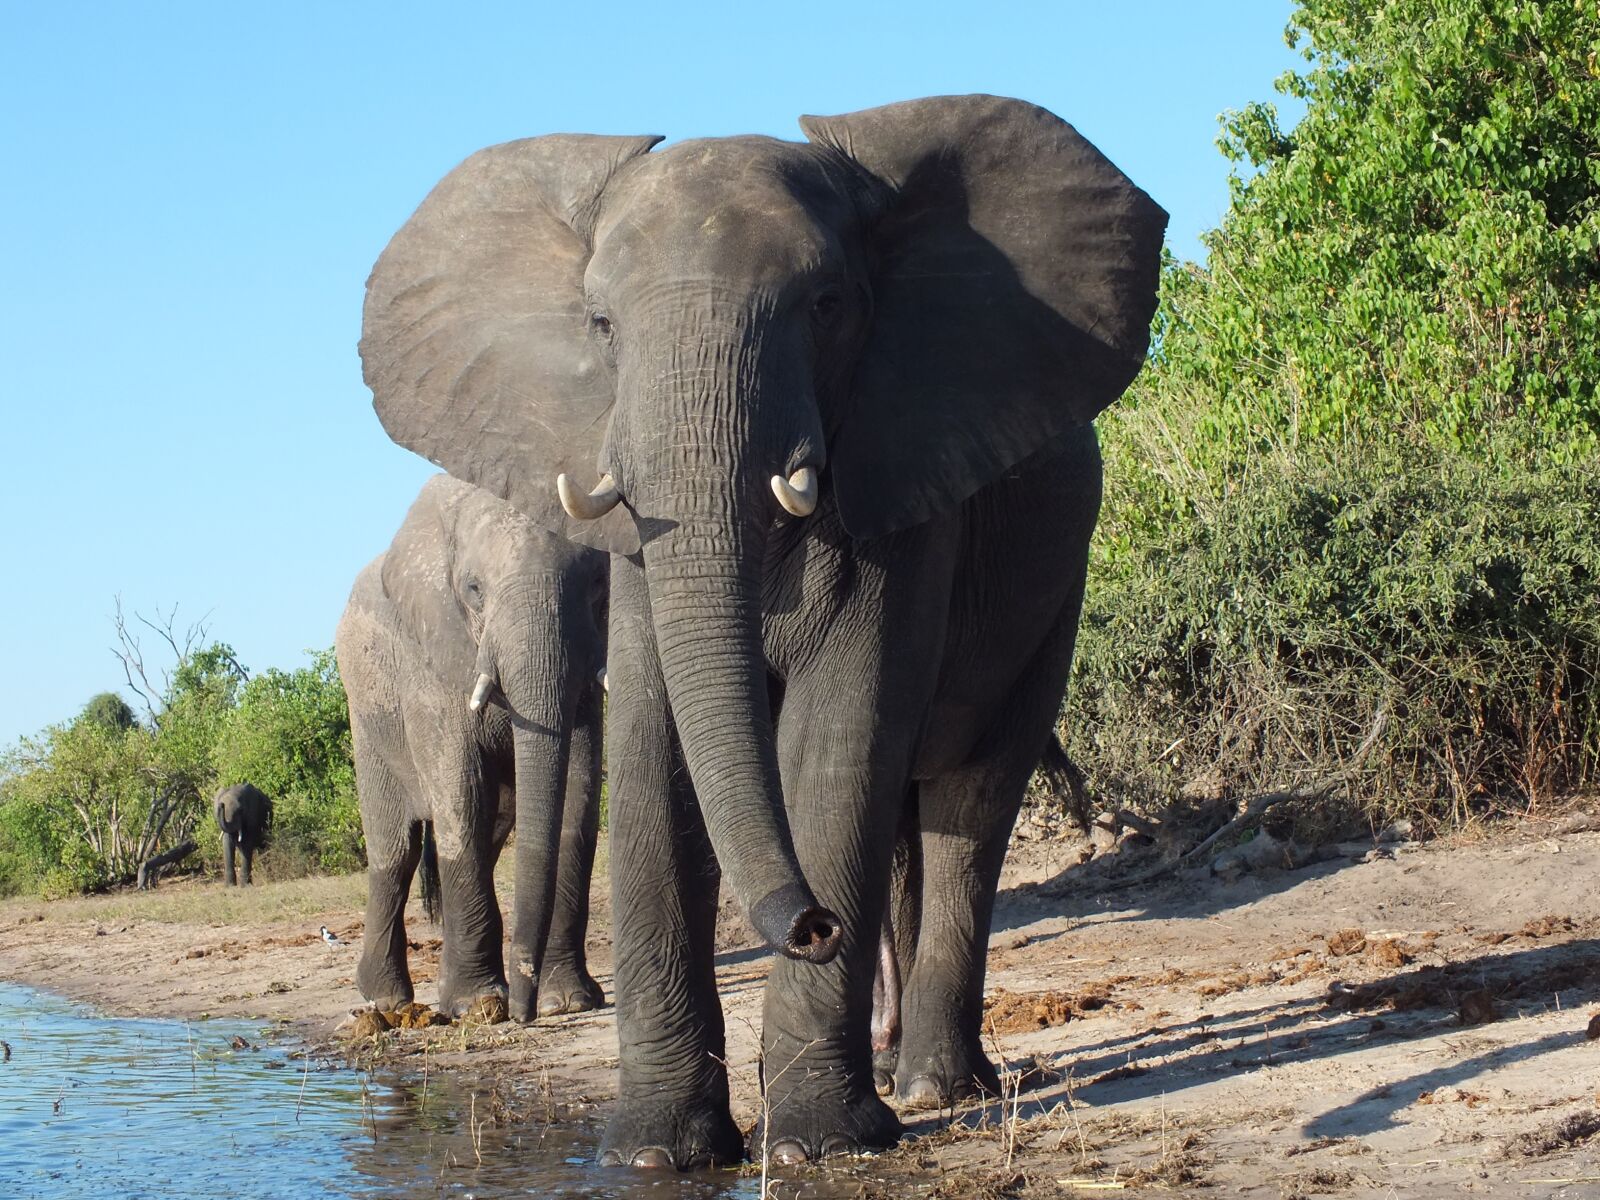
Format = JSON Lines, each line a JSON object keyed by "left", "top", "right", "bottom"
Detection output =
{"left": 589, "top": 312, "right": 614, "bottom": 339}
{"left": 810, "top": 288, "right": 843, "bottom": 330}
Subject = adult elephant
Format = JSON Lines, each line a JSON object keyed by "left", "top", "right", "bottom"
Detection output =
{"left": 214, "top": 783, "right": 270, "bottom": 886}
{"left": 361, "top": 95, "right": 1164, "bottom": 1166}
{"left": 335, "top": 475, "right": 608, "bottom": 1022}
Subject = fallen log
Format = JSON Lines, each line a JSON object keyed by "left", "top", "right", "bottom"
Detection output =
{"left": 136, "top": 840, "right": 196, "bottom": 890}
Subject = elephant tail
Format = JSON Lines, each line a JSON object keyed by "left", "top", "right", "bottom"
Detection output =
{"left": 1038, "top": 731, "right": 1091, "bottom": 834}
{"left": 418, "top": 821, "right": 442, "bottom": 925}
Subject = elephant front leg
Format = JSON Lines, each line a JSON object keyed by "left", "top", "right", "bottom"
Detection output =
{"left": 222, "top": 830, "right": 237, "bottom": 887}
{"left": 357, "top": 820, "right": 423, "bottom": 1011}
{"left": 599, "top": 553, "right": 743, "bottom": 1170}
{"left": 895, "top": 614, "right": 1082, "bottom": 1107}
{"left": 754, "top": 689, "right": 910, "bottom": 1165}
{"left": 538, "top": 682, "right": 606, "bottom": 1017}
{"left": 434, "top": 823, "right": 509, "bottom": 1020}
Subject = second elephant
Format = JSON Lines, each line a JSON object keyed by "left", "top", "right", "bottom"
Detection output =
{"left": 335, "top": 474, "right": 609, "bottom": 1021}
{"left": 215, "top": 782, "right": 271, "bottom": 886}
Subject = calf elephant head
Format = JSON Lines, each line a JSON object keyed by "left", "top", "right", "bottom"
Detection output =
{"left": 385, "top": 476, "right": 606, "bottom": 730}
{"left": 362, "top": 95, "right": 1165, "bottom": 954}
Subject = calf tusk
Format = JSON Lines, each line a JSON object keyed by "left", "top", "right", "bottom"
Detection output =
{"left": 468, "top": 672, "right": 495, "bottom": 713}
{"left": 770, "top": 466, "right": 818, "bottom": 518}
{"left": 597, "top": 668, "right": 609, "bottom": 693}
{"left": 557, "top": 473, "right": 621, "bottom": 521}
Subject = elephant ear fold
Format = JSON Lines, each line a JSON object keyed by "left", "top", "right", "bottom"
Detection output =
{"left": 379, "top": 476, "right": 482, "bottom": 682}
{"left": 800, "top": 95, "right": 1167, "bottom": 539}
{"left": 361, "top": 133, "right": 664, "bottom": 555}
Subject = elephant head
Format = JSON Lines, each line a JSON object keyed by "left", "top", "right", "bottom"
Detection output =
{"left": 362, "top": 95, "right": 1166, "bottom": 959}
{"left": 382, "top": 474, "right": 605, "bottom": 1017}
{"left": 382, "top": 476, "right": 605, "bottom": 727}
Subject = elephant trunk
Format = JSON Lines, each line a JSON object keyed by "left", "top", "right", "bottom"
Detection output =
{"left": 477, "top": 593, "right": 577, "bottom": 1022}
{"left": 638, "top": 501, "right": 840, "bottom": 965}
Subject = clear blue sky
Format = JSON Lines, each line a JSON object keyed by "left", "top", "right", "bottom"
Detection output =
{"left": 0, "top": 1, "right": 1302, "bottom": 747}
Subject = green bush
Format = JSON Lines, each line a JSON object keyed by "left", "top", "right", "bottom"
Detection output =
{"left": 1063, "top": 0, "right": 1600, "bottom": 826}
{"left": 1066, "top": 440, "right": 1600, "bottom": 824}
{"left": 211, "top": 649, "right": 363, "bottom": 876}
{"left": 0, "top": 642, "right": 361, "bottom": 897}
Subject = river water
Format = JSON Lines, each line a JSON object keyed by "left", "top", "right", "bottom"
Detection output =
{"left": 0, "top": 982, "right": 781, "bottom": 1199}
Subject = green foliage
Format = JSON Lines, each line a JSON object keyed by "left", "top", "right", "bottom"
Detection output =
{"left": 1069, "top": 440, "right": 1600, "bottom": 820}
{"left": 212, "top": 650, "right": 362, "bottom": 875}
{"left": 1124, "top": 0, "right": 1599, "bottom": 495}
{"left": 0, "top": 638, "right": 360, "bottom": 897}
{"left": 1073, "top": 0, "right": 1600, "bottom": 822}
{"left": 81, "top": 692, "right": 137, "bottom": 733}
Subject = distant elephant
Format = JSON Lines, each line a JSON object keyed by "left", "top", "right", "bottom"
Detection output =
{"left": 334, "top": 474, "right": 608, "bottom": 1021}
{"left": 214, "top": 783, "right": 270, "bottom": 886}
{"left": 361, "top": 94, "right": 1164, "bottom": 1166}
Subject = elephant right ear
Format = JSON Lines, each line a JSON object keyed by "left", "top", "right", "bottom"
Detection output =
{"left": 361, "top": 134, "right": 663, "bottom": 555}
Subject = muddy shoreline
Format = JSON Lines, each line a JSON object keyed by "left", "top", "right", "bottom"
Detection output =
{"left": 5, "top": 824, "right": 1600, "bottom": 1196}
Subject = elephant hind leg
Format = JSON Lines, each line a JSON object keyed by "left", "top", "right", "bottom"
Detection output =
{"left": 222, "top": 830, "right": 238, "bottom": 887}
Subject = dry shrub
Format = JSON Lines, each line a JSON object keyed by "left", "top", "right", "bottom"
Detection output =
{"left": 1059, "top": 445, "right": 1600, "bottom": 838}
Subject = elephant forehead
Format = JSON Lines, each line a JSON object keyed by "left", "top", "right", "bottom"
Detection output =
{"left": 594, "top": 138, "right": 842, "bottom": 285}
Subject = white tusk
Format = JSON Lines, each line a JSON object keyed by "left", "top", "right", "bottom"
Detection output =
{"left": 557, "top": 473, "right": 621, "bottom": 521}
{"left": 770, "top": 466, "right": 818, "bottom": 518}
{"left": 468, "top": 673, "right": 495, "bottom": 713}
{"left": 597, "top": 668, "right": 609, "bottom": 694}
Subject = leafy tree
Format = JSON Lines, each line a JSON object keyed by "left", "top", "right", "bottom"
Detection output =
{"left": 1114, "top": 0, "right": 1600, "bottom": 502}
{"left": 0, "top": 608, "right": 361, "bottom": 895}
{"left": 81, "top": 692, "right": 138, "bottom": 732}
{"left": 1072, "top": 0, "right": 1600, "bottom": 819}
{"left": 213, "top": 650, "right": 362, "bottom": 873}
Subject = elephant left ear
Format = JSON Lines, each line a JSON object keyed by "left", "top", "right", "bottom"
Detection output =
{"left": 801, "top": 95, "right": 1167, "bottom": 539}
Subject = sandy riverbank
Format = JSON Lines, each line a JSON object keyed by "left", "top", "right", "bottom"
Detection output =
{"left": 4, "top": 822, "right": 1599, "bottom": 1197}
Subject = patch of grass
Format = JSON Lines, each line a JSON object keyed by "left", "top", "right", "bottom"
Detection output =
{"left": 0, "top": 871, "right": 367, "bottom": 927}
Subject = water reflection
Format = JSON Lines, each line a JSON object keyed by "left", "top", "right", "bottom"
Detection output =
{"left": 0, "top": 983, "right": 848, "bottom": 1198}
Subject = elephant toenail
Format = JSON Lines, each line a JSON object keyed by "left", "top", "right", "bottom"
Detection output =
{"left": 874, "top": 1070, "right": 895, "bottom": 1097}
{"left": 597, "top": 1150, "right": 625, "bottom": 1167}
{"left": 769, "top": 1138, "right": 810, "bottom": 1165}
{"left": 820, "top": 1134, "right": 861, "bottom": 1158}
{"left": 630, "top": 1147, "right": 676, "bottom": 1169}
{"left": 903, "top": 1075, "right": 946, "bottom": 1106}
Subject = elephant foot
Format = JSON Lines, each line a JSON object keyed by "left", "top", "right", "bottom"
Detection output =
{"left": 536, "top": 961, "right": 605, "bottom": 1017}
{"left": 355, "top": 957, "right": 413, "bottom": 1013}
{"left": 753, "top": 1076, "right": 902, "bottom": 1165}
{"left": 438, "top": 977, "right": 509, "bottom": 1022}
{"left": 894, "top": 1040, "right": 1003, "bottom": 1110}
{"left": 598, "top": 1094, "right": 745, "bottom": 1171}
{"left": 872, "top": 1047, "right": 898, "bottom": 1097}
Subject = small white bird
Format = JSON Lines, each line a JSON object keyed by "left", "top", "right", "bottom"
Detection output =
{"left": 319, "top": 925, "right": 346, "bottom": 949}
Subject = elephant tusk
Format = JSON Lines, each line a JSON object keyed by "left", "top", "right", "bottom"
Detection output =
{"left": 557, "top": 473, "right": 622, "bottom": 521}
{"left": 770, "top": 466, "right": 818, "bottom": 518}
{"left": 468, "top": 672, "right": 496, "bottom": 713}
{"left": 597, "top": 668, "right": 609, "bottom": 693}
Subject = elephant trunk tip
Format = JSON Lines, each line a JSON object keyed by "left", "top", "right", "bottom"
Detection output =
{"left": 749, "top": 882, "right": 842, "bottom": 965}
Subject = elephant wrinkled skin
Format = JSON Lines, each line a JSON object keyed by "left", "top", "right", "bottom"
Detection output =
{"left": 361, "top": 95, "right": 1165, "bottom": 1166}
{"left": 335, "top": 475, "right": 608, "bottom": 1022}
